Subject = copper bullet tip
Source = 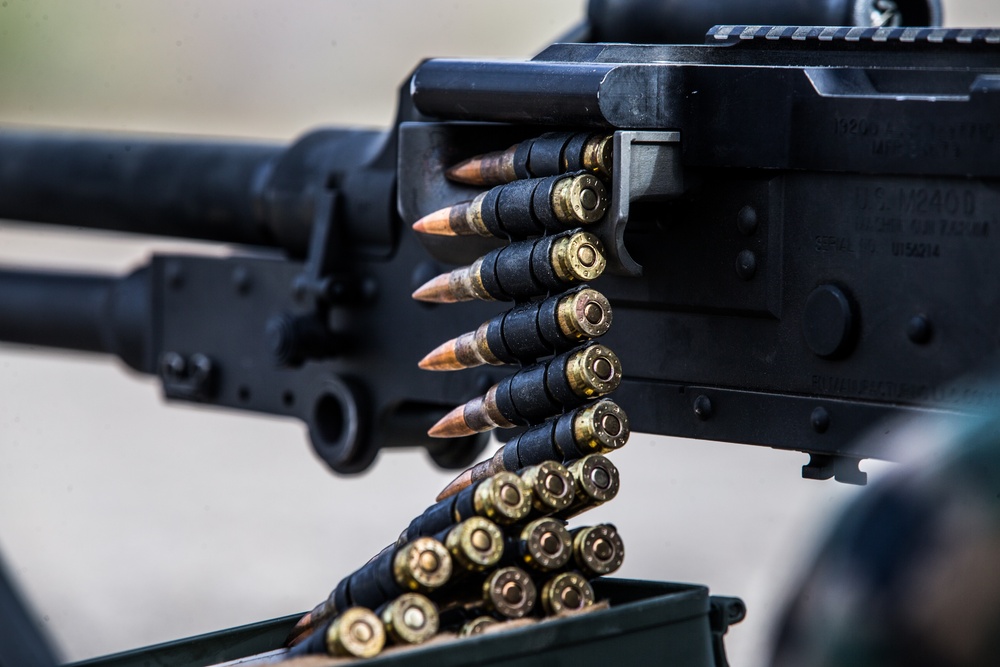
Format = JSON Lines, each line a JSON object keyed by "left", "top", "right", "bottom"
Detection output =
{"left": 436, "top": 467, "right": 473, "bottom": 501}
{"left": 411, "top": 272, "right": 459, "bottom": 303}
{"left": 445, "top": 157, "right": 482, "bottom": 185}
{"left": 285, "top": 612, "right": 314, "bottom": 646}
{"left": 412, "top": 206, "right": 460, "bottom": 236}
{"left": 418, "top": 338, "right": 463, "bottom": 371}
{"left": 446, "top": 147, "right": 517, "bottom": 186}
{"left": 437, "top": 451, "right": 504, "bottom": 500}
{"left": 428, "top": 404, "right": 476, "bottom": 438}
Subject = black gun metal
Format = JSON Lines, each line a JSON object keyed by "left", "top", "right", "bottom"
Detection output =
{"left": 2, "top": 27, "right": 999, "bottom": 485}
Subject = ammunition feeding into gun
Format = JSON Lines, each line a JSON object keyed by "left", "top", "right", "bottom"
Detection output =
{"left": 428, "top": 343, "right": 622, "bottom": 437}
{"left": 437, "top": 400, "right": 630, "bottom": 500}
{"left": 419, "top": 286, "right": 613, "bottom": 371}
{"left": 411, "top": 230, "right": 606, "bottom": 303}
{"left": 413, "top": 172, "right": 608, "bottom": 238}
{"left": 445, "top": 133, "right": 613, "bottom": 186}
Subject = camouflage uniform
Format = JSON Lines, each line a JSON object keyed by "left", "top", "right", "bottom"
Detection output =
{"left": 772, "top": 412, "right": 1000, "bottom": 667}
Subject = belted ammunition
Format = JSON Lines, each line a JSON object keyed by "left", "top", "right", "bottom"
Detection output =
{"left": 570, "top": 524, "right": 625, "bottom": 577}
{"left": 436, "top": 566, "right": 537, "bottom": 620}
{"left": 413, "top": 172, "right": 608, "bottom": 238}
{"left": 289, "top": 607, "right": 386, "bottom": 659}
{"left": 392, "top": 537, "right": 453, "bottom": 593}
{"left": 419, "top": 286, "right": 612, "bottom": 371}
{"left": 378, "top": 593, "right": 439, "bottom": 646}
{"left": 436, "top": 400, "right": 630, "bottom": 500}
{"left": 468, "top": 470, "right": 532, "bottom": 524}
{"left": 558, "top": 453, "right": 621, "bottom": 519}
{"left": 343, "top": 536, "right": 453, "bottom": 616}
{"left": 411, "top": 230, "right": 606, "bottom": 303}
{"left": 404, "top": 470, "right": 532, "bottom": 541}
{"left": 506, "top": 398, "right": 630, "bottom": 468}
{"left": 446, "top": 132, "right": 613, "bottom": 186}
{"left": 539, "top": 572, "right": 595, "bottom": 616}
{"left": 519, "top": 461, "right": 575, "bottom": 514}
{"left": 437, "top": 516, "right": 505, "bottom": 573}
{"left": 296, "top": 535, "right": 458, "bottom": 644}
{"left": 505, "top": 517, "right": 573, "bottom": 572}
{"left": 428, "top": 342, "right": 622, "bottom": 438}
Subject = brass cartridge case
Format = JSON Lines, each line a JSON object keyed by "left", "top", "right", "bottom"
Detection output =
{"left": 393, "top": 537, "right": 453, "bottom": 592}
{"left": 540, "top": 572, "right": 595, "bottom": 616}
{"left": 445, "top": 516, "right": 505, "bottom": 572}
{"left": 325, "top": 607, "right": 386, "bottom": 658}
{"left": 519, "top": 461, "right": 575, "bottom": 514}
{"left": 481, "top": 567, "right": 537, "bottom": 619}
{"left": 572, "top": 524, "right": 625, "bottom": 577}
{"left": 514, "top": 517, "right": 573, "bottom": 571}
{"left": 380, "top": 593, "right": 439, "bottom": 646}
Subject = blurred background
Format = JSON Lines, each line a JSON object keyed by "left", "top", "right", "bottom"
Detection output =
{"left": 0, "top": 1, "right": 995, "bottom": 665}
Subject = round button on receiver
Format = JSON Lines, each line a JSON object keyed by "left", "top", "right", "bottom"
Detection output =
{"left": 802, "top": 284, "right": 856, "bottom": 358}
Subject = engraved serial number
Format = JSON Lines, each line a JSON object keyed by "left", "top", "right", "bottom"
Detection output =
{"left": 890, "top": 241, "right": 941, "bottom": 259}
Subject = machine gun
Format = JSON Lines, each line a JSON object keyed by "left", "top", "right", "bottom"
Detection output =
{"left": 0, "top": 3, "right": 986, "bottom": 478}
{"left": 3, "top": 0, "right": 999, "bottom": 664}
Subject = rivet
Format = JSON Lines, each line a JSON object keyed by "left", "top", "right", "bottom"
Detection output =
{"left": 737, "top": 205, "right": 758, "bottom": 235}
{"left": 811, "top": 406, "right": 830, "bottom": 434}
{"left": 693, "top": 394, "right": 713, "bottom": 421}
{"left": 907, "top": 315, "right": 932, "bottom": 344}
{"left": 735, "top": 250, "right": 757, "bottom": 280}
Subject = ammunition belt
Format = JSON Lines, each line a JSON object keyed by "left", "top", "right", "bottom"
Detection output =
{"left": 288, "top": 132, "right": 632, "bottom": 659}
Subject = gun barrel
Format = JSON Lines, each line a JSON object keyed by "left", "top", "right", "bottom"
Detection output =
{"left": 0, "top": 131, "right": 282, "bottom": 247}
{"left": 0, "top": 267, "right": 153, "bottom": 373}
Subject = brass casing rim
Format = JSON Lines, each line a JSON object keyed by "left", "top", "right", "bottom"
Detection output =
{"left": 557, "top": 288, "right": 613, "bottom": 340}
{"left": 541, "top": 572, "right": 595, "bottom": 615}
{"left": 573, "top": 524, "right": 625, "bottom": 576}
{"left": 326, "top": 607, "right": 386, "bottom": 658}
{"left": 474, "top": 471, "right": 531, "bottom": 523}
{"left": 483, "top": 567, "right": 537, "bottom": 619}
{"left": 565, "top": 344, "right": 622, "bottom": 398}
{"left": 551, "top": 173, "right": 608, "bottom": 225}
{"left": 380, "top": 593, "right": 439, "bottom": 645}
{"left": 572, "top": 399, "right": 630, "bottom": 453}
{"left": 521, "top": 461, "right": 575, "bottom": 513}
{"left": 569, "top": 454, "right": 620, "bottom": 505}
{"left": 521, "top": 517, "right": 573, "bottom": 571}
{"left": 551, "top": 231, "right": 606, "bottom": 283}
{"left": 446, "top": 516, "right": 504, "bottom": 571}
{"left": 393, "top": 537, "right": 453, "bottom": 591}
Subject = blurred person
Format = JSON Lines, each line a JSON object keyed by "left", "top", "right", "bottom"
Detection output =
{"left": 772, "top": 394, "right": 1000, "bottom": 667}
